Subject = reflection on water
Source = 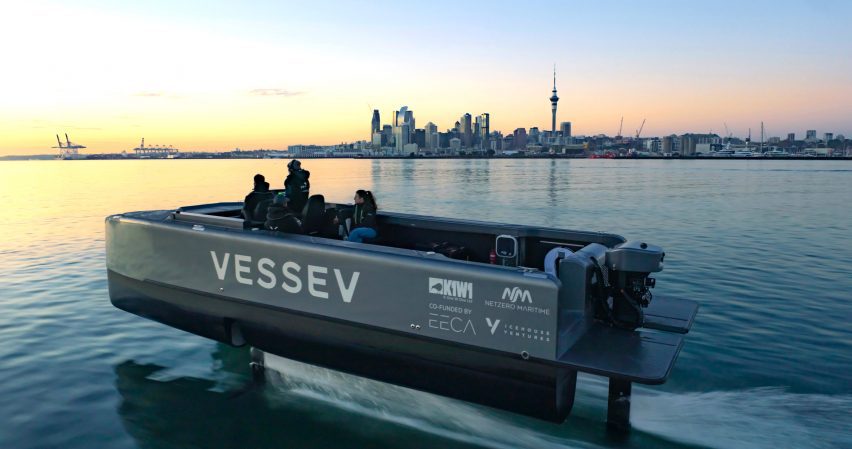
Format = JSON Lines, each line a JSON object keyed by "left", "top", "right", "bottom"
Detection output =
{"left": 1, "top": 159, "right": 851, "bottom": 449}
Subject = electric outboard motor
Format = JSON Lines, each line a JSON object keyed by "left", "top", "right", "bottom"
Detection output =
{"left": 591, "top": 241, "right": 664, "bottom": 330}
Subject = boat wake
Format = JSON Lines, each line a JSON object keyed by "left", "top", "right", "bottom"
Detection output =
{"left": 261, "top": 355, "right": 590, "bottom": 449}
{"left": 632, "top": 387, "right": 852, "bottom": 449}
{"left": 259, "top": 356, "right": 850, "bottom": 449}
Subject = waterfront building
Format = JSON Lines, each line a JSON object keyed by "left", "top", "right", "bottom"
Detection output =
{"left": 414, "top": 129, "right": 426, "bottom": 148}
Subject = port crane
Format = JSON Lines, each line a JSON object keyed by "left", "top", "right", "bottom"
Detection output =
{"left": 52, "top": 133, "right": 86, "bottom": 159}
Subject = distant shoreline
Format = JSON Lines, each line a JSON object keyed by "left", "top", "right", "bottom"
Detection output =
{"left": 2, "top": 154, "right": 851, "bottom": 161}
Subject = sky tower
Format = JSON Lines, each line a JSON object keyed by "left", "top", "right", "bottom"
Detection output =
{"left": 550, "top": 65, "right": 559, "bottom": 134}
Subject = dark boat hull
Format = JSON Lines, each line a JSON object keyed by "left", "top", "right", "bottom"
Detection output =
{"left": 108, "top": 269, "right": 577, "bottom": 422}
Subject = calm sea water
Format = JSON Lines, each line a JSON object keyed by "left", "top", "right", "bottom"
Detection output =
{"left": 0, "top": 159, "right": 850, "bottom": 449}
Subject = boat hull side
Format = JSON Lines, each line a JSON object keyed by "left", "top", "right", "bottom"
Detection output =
{"left": 108, "top": 269, "right": 577, "bottom": 422}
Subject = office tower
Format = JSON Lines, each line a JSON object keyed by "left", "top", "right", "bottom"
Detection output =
{"left": 787, "top": 133, "right": 795, "bottom": 142}
{"left": 529, "top": 127, "right": 540, "bottom": 144}
{"left": 405, "top": 109, "right": 415, "bottom": 140}
{"left": 550, "top": 66, "right": 559, "bottom": 134}
{"left": 806, "top": 130, "right": 817, "bottom": 141}
{"left": 414, "top": 129, "right": 426, "bottom": 148}
{"left": 474, "top": 116, "right": 481, "bottom": 146}
{"left": 513, "top": 128, "right": 527, "bottom": 150}
{"left": 560, "top": 121, "right": 571, "bottom": 138}
{"left": 461, "top": 113, "right": 472, "bottom": 148}
{"left": 425, "top": 122, "right": 438, "bottom": 150}
{"left": 479, "top": 113, "right": 490, "bottom": 149}
{"left": 371, "top": 109, "right": 380, "bottom": 137}
{"left": 825, "top": 133, "right": 833, "bottom": 142}
{"left": 393, "top": 106, "right": 413, "bottom": 152}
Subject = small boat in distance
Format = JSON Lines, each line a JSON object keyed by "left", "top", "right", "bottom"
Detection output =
{"left": 105, "top": 196, "right": 698, "bottom": 431}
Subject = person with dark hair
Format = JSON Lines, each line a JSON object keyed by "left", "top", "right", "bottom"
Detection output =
{"left": 283, "top": 159, "right": 310, "bottom": 214}
{"left": 264, "top": 193, "right": 303, "bottom": 234}
{"left": 344, "top": 189, "right": 378, "bottom": 243}
{"left": 242, "top": 174, "right": 273, "bottom": 225}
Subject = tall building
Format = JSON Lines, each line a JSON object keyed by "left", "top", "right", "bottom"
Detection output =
{"left": 806, "top": 130, "right": 817, "bottom": 141}
{"left": 393, "top": 106, "right": 414, "bottom": 152}
{"left": 425, "top": 122, "right": 438, "bottom": 150}
{"left": 479, "top": 113, "right": 490, "bottom": 149}
{"left": 825, "top": 132, "right": 833, "bottom": 142}
{"left": 549, "top": 66, "right": 559, "bottom": 134}
{"left": 560, "top": 121, "right": 571, "bottom": 138}
{"left": 513, "top": 128, "right": 527, "bottom": 150}
{"left": 382, "top": 125, "right": 393, "bottom": 147}
{"left": 787, "top": 133, "right": 795, "bottom": 142}
{"left": 371, "top": 109, "right": 380, "bottom": 138}
{"left": 461, "top": 113, "right": 472, "bottom": 148}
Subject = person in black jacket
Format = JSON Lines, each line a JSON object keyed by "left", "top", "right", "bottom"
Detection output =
{"left": 343, "top": 190, "right": 378, "bottom": 242}
{"left": 242, "top": 174, "right": 273, "bottom": 224}
{"left": 264, "top": 194, "right": 303, "bottom": 234}
{"left": 283, "top": 159, "right": 310, "bottom": 214}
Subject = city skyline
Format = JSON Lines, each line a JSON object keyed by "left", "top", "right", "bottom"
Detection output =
{"left": 2, "top": 0, "right": 851, "bottom": 155}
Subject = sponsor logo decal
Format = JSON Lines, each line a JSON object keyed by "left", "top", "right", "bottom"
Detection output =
{"left": 428, "top": 277, "right": 473, "bottom": 300}
{"left": 501, "top": 286, "right": 532, "bottom": 303}
{"left": 485, "top": 317, "right": 501, "bottom": 335}
{"left": 428, "top": 313, "right": 476, "bottom": 335}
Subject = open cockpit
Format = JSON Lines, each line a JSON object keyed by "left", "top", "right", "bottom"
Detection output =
{"left": 172, "top": 194, "right": 626, "bottom": 271}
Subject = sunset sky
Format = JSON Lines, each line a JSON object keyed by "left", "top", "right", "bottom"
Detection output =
{"left": 2, "top": 0, "right": 851, "bottom": 155}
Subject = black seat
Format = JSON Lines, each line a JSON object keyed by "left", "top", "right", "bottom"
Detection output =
{"left": 243, "top": 191, "right": 274, "bottom": 227}
{"left": 301, "top": 194, "right": 326, "bottom": 236}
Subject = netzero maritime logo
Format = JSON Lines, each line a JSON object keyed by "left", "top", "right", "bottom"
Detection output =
{"left": 429, "top": 277, "right": 473, "bottom": 300}
{"left": 502, "top": 287, "right": 532, "bottom": 303}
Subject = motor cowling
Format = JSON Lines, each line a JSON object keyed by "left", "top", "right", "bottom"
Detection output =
{"left": 594, "top": 241, "right": 664, "bottom": 330}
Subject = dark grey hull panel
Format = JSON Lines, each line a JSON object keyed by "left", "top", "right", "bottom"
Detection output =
{"left": 108, "top": 269, "right": 577, "bottom": 422}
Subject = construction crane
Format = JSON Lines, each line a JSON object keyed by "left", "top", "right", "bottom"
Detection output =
{"left": 635, "top": 119, "right": 646, "bottom": 139}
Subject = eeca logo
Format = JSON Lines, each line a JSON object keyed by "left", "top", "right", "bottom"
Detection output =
{"left": 502, "top": 287, "right": 532, "bottom": 303}
{"left": 428, "top": 277, "right": 473, "bottom": 300}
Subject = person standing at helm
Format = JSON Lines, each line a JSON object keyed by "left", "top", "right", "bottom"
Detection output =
{"left": 283, "top": 159, "right": 310, "bottom": 214}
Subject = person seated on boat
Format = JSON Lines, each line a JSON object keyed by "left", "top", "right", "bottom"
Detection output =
{"left": 264, "top": 193, "right": 303, "bottom": 234}
{"left": 335, "top": 190, "right": 378, "bottom": 243}
{"left": 242, "top": 174, "right": 273, "bottom": 223}
{"left": 283, "top": 159, "right": 310, "bottom": 215}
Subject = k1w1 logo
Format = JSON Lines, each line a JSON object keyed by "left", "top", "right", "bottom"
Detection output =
{"left": 502, "top": 287, "right": 532, "bottom": 303}
{"left": 429, "top": 277, "right": 473, "bottom": 300}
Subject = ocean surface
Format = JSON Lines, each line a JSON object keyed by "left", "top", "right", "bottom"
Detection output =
{"left": 0, "top": 158, "right": 850, "bottom": 449}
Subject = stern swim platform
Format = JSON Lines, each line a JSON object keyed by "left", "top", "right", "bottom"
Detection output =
{"left": 106, "top": 201, "right": 697, "bottom": 429}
